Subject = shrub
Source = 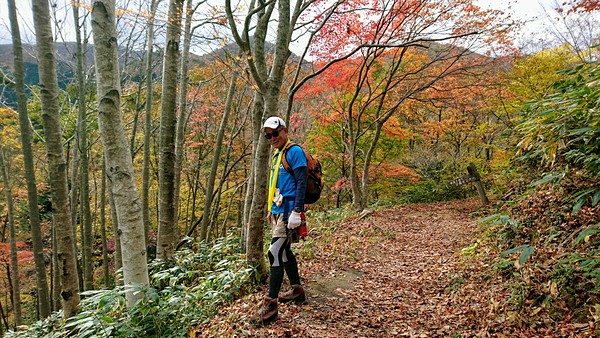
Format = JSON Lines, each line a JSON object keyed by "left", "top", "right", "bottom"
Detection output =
{"left": 6, "top": 234, "right": 254, "bottom": 338}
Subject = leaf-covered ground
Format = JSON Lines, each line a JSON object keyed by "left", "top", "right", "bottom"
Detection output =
{"left": 191, "top": 199, "right": 597, "bottom": 337}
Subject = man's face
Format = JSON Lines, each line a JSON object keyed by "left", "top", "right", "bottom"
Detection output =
{"left": 264, "top": 127, "right": 288, "bottom": 149}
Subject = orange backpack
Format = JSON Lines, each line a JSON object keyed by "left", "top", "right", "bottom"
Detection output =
{"left": 281, "top": 143, "right": 323, "bottom": 204}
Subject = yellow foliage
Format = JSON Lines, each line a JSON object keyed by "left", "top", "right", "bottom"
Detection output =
{"left": 0, "top": 107, "right": 21, "bottom": 149}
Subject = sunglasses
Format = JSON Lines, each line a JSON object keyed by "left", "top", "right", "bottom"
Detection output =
{"left": 264, "top": 129, "right": 282, "bottom": 139}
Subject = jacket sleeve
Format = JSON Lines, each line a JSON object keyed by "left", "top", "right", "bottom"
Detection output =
{"left": 292, "top": 166, "right": 307, "bottom": 210}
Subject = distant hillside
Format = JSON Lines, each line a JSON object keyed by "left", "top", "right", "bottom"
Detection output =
{"left": 0, "top": 39, "right": 302, "bottom": 108}
{"left": 0, "top": 42, "right": 139, "bottom": 108}
{"left": 0, "top": 42, "right": 96, "bottom": 71}
{"left": 0, "top": 41, "right": 239, "bottom": 74}
{"left": 0, "top": 43, "right": 89, "bottom": 108}
{"left": 188, "top": 38, "right": 306, "bottom": 67}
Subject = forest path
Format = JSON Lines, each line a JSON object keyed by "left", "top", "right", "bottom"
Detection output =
{"left": 195, "top": 198, "right": 510, "bottom": 337}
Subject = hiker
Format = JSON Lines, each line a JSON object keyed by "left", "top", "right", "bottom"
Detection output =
{"left": 251, "top": 116, "right": 307, "bottom": 324}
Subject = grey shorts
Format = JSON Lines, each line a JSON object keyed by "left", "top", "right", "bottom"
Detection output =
{"left": 271, "top": 213, "right": 287, "bottom": 238}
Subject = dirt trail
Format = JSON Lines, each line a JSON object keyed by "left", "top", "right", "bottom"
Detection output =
{"left": 197, "top": 198, "right": 499, "bottom": 337}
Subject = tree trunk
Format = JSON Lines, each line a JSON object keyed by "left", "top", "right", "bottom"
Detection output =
{"left": 242, "top": 95, "right": 261, "bottom": 251}
{"left": 80, "top": 167, "right": 93, "bottom": 291}
{"left": 360, "top": 121, "right": 384, "bottom": 209}
{"left": 226, "top": 0, "right": 300, "bottom": 276}
{"left": 0, "top": 145, "right": 22, "bottom": 325}
{"left": 68, "top": 134, "right": 81, "bottom": 287}
{"left": 0, "top": 299, "right": 3, "bottom": 335}
{"left": 246, "top": 111, "right": 270, "bottom": 275}
{"left": 91, "top": 0, "right": 149, "bottom": 305}
{"left": 347, "top": 80, "right": 364, "bottom": 212}
{"left": 157, "top": 0, "right": 184, "bottom": 260}
{"left": 72, "top": 2, "right": 94, "bottom": 292}
{"left": 348, "top": 143, "right": 363, "bottom": 211}
{"left": 32, "top": 0, "right": 80, "bottom": 318}
{"left": 7, "top": 0, "right": 51, "bottom": 319}
{"left": 51, "top": 224, "right": 60, "bottom": 311}
{"left": 199, "top": 71, "right": 238, "bottom": 241}
{"left": 0, "top": 298, "right": 7, "bottom": 334}
{"left": 100, "top": 160, "right": 110, "bottom": 287}
{"left": 107, "top": 178, "right": 122, "bottom": 278}
{"left": 142, "top": 0, "right": 159, "bottom": 250}
{"left": 174, "top": 0, "right": 194, "bottom": 243}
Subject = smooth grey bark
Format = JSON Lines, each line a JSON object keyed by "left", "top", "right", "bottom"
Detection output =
{"left": 129, "top": 71, "right": 146, "bottom": 159}
{"left": 130, "top": 88, "right": 140, "bottom": 157}
{"left": 72, "top": 2, "right": 94, "bottom": 291}
{"left": 100, "top": 160, "right": 110, "bottom": 286}
{"left": 91, "top": 0, "right": 149, "bottom": 305}
{"left": 174, "top": 0, "right": 194, "bottom": 244}
{"left": 142, "top": 0, "right": 159, "bottom": 248}
{"left": 0, "top": 145, "right": 22, "bottom": 325}
{"left": 68, "top": 124, "right": 80, "bottom": 278}
{"left": 199, "top": 71, "right": 238, "bottom": 241}
{"left": 246, "top": 103, "right": 270, "bottom": 275}
{"left": 242, "top": 94, "right": 263, "bottom": 251}
{"left": 32, "top": 0, "right": 81, "bottom": 318}
{"left": 51, "top": 224, "right": 60, "bottom": 311}
{"left": 80, "top": 168, "right": 93, "bottom": 291}
{"left": 360, "top": 121, "right": 384, "bottom": 208}
{"left": 68, "top": 131, "right": 81, "bottom": 280}
{"left": 107, "top": 177, "right": 122, "bottom": 279}
{"left": 156, "top": 0, "right": 184, "bottom": 260}
{"left": 347, "top": 100, "right": 362, "bottom": 210}
{"left": 6, "top": 0, "right": 51, "bottom": 319}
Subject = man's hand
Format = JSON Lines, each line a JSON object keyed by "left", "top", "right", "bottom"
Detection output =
{"left": 267, "top": 212, "right": 272, "bottom": 224}
{"left": 287, "top": 211, "right": 302, "bottom": 229}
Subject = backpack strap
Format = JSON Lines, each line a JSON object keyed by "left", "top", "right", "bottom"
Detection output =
{"left": 281, "top": 142, "right": 301, "bottom": 174}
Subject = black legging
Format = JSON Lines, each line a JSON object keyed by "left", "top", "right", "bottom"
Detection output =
{"left": 267, "top": 237, "right": 301, "bottom": 299}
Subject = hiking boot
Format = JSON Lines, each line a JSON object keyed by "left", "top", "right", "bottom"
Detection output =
{"left": 278, "top": 284, "right": 306, "bottom": 304}
{"left": 249, "top": 297, "right": 278, "bottom": 325}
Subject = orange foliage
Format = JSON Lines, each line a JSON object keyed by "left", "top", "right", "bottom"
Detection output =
{"left": 0, "top": 242, "right": 34, "bottom": 265}
{"left": 561, "top": 0, "right": 600, "bottom": 13}
{"left": 372, "top": 162, "right": 420, "bottom": 182}
{"left": 290, "top": 113, "right": 307, "bottom": 133}
{"left": 307, "top": 0, "right": 515, "bottom": 62}
{"left": 382, "top": 116, "right": 412, "bottom": 139}
{"left": 332, "top": 177, "right": 349, "bottom": 192}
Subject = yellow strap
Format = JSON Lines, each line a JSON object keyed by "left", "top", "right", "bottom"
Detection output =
{"left": 267, "top": 140, "right": 290, "bottom": 212}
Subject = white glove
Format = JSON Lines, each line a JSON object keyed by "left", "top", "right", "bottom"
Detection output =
{"left": 287, "top": 211, "right": 302, "bottom": 229}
